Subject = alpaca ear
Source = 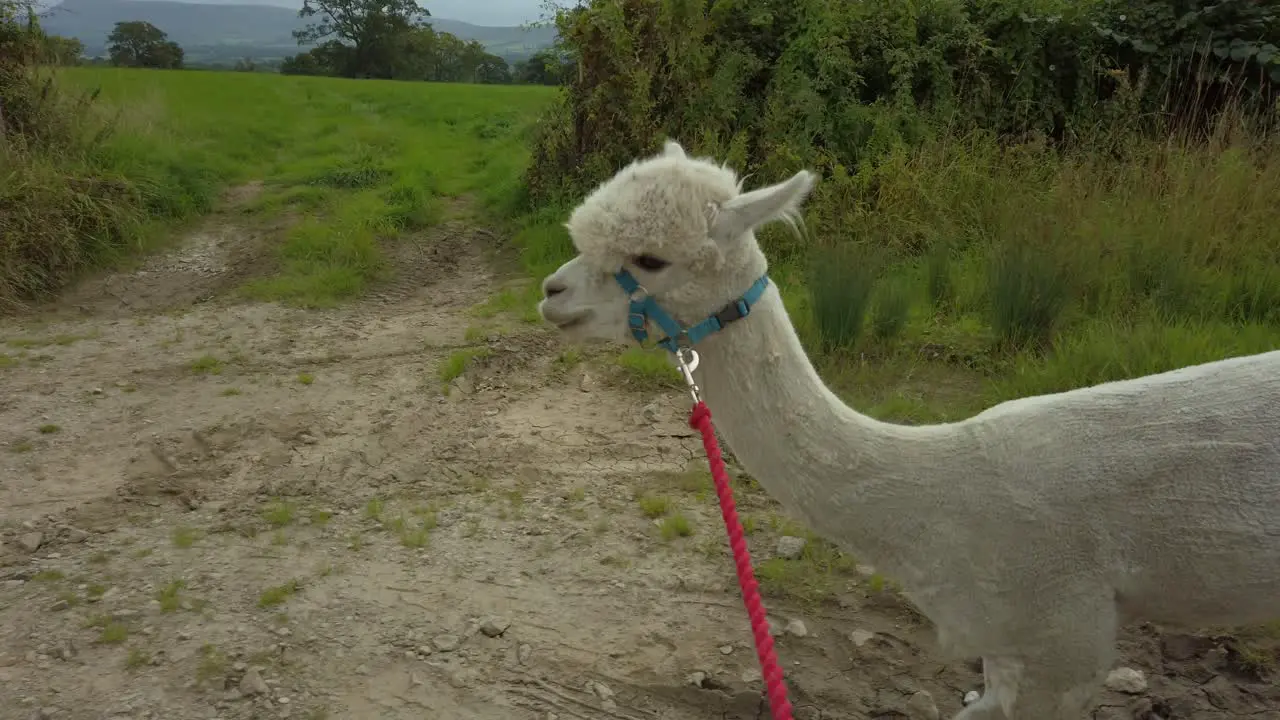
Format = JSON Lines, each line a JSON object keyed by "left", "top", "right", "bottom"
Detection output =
{"left": 710, "top": 170, "right": 816, "bottom": 244}
{"left": 662, "top": 139, "right": 687, "bottom": 158}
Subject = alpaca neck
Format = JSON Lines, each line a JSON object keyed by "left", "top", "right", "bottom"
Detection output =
{"left": 690, "top": 283, "right": 970, "bottom": 585}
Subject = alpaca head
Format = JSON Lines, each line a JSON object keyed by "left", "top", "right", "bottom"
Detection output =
{"left": 538, "top": 140, "right": 816, "bottom": 346}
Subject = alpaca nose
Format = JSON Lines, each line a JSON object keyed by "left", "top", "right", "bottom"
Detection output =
{"left": 543, "top": 278, "right": 567, "bottom": 299}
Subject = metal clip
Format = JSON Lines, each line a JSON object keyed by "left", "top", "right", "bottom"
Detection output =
{"left": 675, "top": 347, "right": 702, "bottom": 405}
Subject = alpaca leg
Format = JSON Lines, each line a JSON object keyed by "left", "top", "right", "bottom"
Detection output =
{"left": 999, "top": 617, "right": 1117, "bottom": 720}
{"left": 952, "top": 656, "right": 1020, "bottom": 720}
{"left": 953, "top": 600, "right": 1118, "bottom": 720}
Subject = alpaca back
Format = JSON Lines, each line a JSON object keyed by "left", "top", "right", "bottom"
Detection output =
{"left": 971, "top": 350, "right": 1280, "bottom": 628}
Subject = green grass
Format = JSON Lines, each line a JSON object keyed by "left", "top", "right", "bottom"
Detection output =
{"left": 612, "top": 347, "right": 681, "bottom": 390}
{"left": 659, "top": 512, "right": 694, "bottom": 541}
{"left": 189, "top": 355, "right": 224, "bottom": 375}
{"left": 156, "top": 579, "right": 186, "bottom": 612}
{"left": 258, "top": 579, "right": 300, "bottom": 608}
{"left": 171, "top": 526, "right": 199, "bottom": 549}
{"left": 637, "top": 494, "right": 672, "bottom": 518}
{"left": 6, "top": 66, "right": 555, "bottom": 310}
{"left": 438, "top": 347, "right": 492, "bottom": 385}
{"left": 262, "top": 500, "right": 297, "bottom": 528}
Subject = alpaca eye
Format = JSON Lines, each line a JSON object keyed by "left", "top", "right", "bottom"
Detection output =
{"left": 633, "top": 255, "right": 669, "bottom": 271}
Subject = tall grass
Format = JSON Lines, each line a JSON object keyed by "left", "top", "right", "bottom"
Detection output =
{"left": 513, "top": 115, "right": 1280, "bottom": 420}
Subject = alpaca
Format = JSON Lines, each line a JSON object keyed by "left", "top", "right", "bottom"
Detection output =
{"left": 536, "top": 140, "right": 1280, "bottom": 719}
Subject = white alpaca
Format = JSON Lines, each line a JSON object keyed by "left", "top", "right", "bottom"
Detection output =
{"left": 537, "top": 140, "right": 1280, "bottom": 719}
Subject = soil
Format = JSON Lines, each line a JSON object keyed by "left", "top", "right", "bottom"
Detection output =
{"left": 1, "top": 191, "right": 1277, "bottom": 720}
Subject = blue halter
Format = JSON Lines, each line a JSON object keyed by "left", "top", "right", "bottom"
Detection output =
{"left": 614, "top": 270, "right": 771, "bottom": 353}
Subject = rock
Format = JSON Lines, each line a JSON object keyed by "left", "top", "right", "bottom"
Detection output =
{"left": 432, "top": 634, "right": 461, "bottom": 652}
{"left": 963, "top": 690, "right": 981, "bottom": 706}
{"left": 410, "top": 672, "right": 425, "bottom": 686}
{"left": 239, "top": 668, "right": 269, "bottom": 696}
{"left": 1104, "top": 667, "right": 1147, "bottom": 694}
{"left": 479, "top": 618, "right": 510, "bottom": 638}
{"left": 517, "top": 644, "right": 533, "bottom": 664}
{"left": 62, "top": 527, "right": 90, "bottom": 543}
{"left": 784, "top": 619, "right": 808, "bottom": 637}
{"left": 417, "top": 645, "right": 433, "bottom": 657}
{"left": 591, "top": 682, "right": 614, "bottom": 700}
{"left": 775, "top": 536, "right": 807, "bottom": 560}
{"left": 906, "top": 690, "right": 940, "bottom": 720}
{"left": 17, "top": 533, "right": 43, "bottom": 553}
{"left": 641, "top": 404, "right": 661, "bottom": 424}
{"left": 687, "top": 671, "right": 708, "bottom": 688}
{"left": 578, "top": 373, "right": 594, "bottom": 392}
{"left": 849, "top": 629, "right": 875, "bottom": 647}
{"left": 448, "top": 669, "right": 479, "bottom": 689}
{"left": 48, "top": 599, "right": 69, "bottom": 612}
{"left": 719, "top": 644, "right": 734, "bottom": 655}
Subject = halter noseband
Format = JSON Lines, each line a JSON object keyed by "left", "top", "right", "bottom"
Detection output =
{"left": 613, "top": 270, "right": 770, "bottom": 354}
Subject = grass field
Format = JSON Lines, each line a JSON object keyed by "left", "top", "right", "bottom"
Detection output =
{"left": 3, "top": 67, "right": 556, "bottom": 308}
{"left": 10, "top": 67, "right": 1280, "bottom": 425}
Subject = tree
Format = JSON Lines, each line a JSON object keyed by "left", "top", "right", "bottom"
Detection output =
{"left": 293, "top": 0, "right": 427, "bottom": 79}
{"left": 107, "top": 21, "right": 183, "bottom": 69}
{"left": 513, "top": 48, "right": 573, "bottom": 85}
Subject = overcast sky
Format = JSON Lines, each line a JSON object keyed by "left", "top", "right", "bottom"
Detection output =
{"left": 149, "top": 0, "right": 549, "bottom": 26}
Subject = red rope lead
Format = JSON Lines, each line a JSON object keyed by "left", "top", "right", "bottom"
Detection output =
{"left": 689, "top": 401, "right": 794, "bottom": 720}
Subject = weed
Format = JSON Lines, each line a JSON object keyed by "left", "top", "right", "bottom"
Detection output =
{"left": 171, "top": 526, "right": 198, "bottom": 549}
{"left": 309, "top": 509, "right": 332, "bottom": 526}
{"left": 221, "top": 387, "right": 242, "bottom": 396}
{"left": 871, "top": 278, "right": 913, "bottom": 342}
{"left": 189, "top": 355, "right": 224, "bottom": 375}
{"left": 988, "top": 244, "right": 1070, "bottom": 351}
{"left": 809, "top": 245, "right": 878, "bottom": 353}
{"left": 363, "top": 497, "right": 384, "bottom": 522}
{"left": 32, "top": 569, "right": 65, "bottom": 582}
{"left": 439, "top": 347, "right": 491, "bottom": 384}
{"left": 156, "top": 579, "right": 186, "bottom": 612}
{"left": 37, "top": 423, "right": 60, "bottom": 434}
{"left": 926, "top": 243, "right": 954, "bottom": 310}
{"left": 263, "top": 500, "right": 297, "bottom": 528}
{"left": 98, "top": 622, "right": 129, "bottom": 644}
{"left": 399, "top": 525, "right": 430, "bottom": 548}
{"left": 297, "top": 372, "right": 315, "bottom": 385}
{"left": 9, "top": 440, "right": 33, "bottom": 453}
{"left": 258, "top": 579, "right": 300, "bottom": 608}
{"left": 637, "top": 494, "right": 672, "bottom": 518}
{"left": 659, "top": 512, "right": 694, "bottom": 540}
{"left": 196, "top": 644, "right": 227, "bottom": 684}
{"left": 125, "top": 647, "right": 150, "bottom": 670}
{"left": 756, "top": 538, "right": 857, "bottom": 606}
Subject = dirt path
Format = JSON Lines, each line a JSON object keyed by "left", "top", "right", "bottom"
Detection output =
{"left": 1, "top": 198, "right": 1276, "bottom": 720}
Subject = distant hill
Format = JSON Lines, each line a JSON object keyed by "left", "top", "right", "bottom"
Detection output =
{"left": 41, "top": 0, "right": 556, "bottom": 64}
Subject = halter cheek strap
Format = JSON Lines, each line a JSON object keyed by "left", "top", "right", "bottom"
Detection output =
{"left": 614, "top": 270, "right": 770, "bottom": 353}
